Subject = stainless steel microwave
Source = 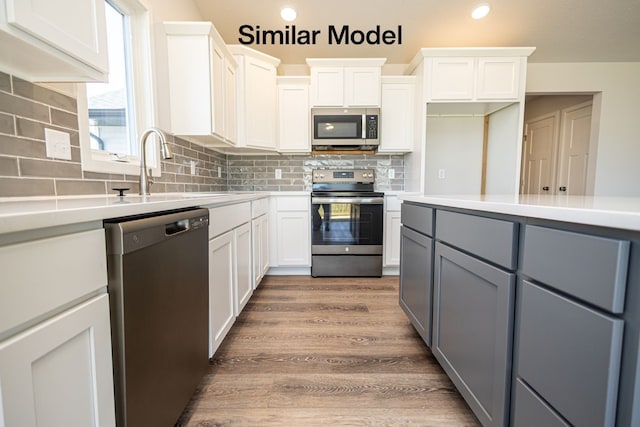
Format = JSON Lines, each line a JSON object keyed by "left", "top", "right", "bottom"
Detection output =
{"left": 311, "top": 108, "right": 380, "bottom": 147}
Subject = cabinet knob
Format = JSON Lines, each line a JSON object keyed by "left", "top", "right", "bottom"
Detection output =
{"left": 559, "top": 186, "right": 567, "bottom": 192}
{"left": 542, "top": 186, "right": 550, "bottom": 191}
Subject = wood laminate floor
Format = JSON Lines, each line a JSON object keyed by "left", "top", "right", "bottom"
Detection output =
{"left": 177, "top": 275, "right": 480, "bottom": 427}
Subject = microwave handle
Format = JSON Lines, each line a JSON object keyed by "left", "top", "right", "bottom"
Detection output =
{"left": 361, "top": 114, "right": 366, "bottom": 139}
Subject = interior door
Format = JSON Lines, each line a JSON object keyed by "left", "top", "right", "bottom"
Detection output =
{"left": 521, "top": 113, "right": 559, "bottom": 194}
{"left": 557, "top": 103, "right": 592, "bottom": 196}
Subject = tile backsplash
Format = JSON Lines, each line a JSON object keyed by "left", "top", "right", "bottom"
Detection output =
{"left": 0, "top": 72, "right": 404, "bottom": 197}
{"left": 227, "top": 154, "right": 404, "bottom": 192}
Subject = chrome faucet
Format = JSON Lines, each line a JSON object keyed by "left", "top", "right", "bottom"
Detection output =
{"left": 138, "top": 127, "right": 173, "bottom": 195}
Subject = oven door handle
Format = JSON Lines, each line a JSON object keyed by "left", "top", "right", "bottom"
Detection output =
{"left": 311, "top": 197, "right": 384, "bottom": 204}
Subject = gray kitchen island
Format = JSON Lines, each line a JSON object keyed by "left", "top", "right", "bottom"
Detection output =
{"left": 398, "top": 194, "right": 640, "bottom": 427}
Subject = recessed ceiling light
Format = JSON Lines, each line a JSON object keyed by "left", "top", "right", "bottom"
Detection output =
{"left": 280, "top": 7, "right": 297, "bottom": 22}
{"left": 471, "top": 3, "right": 491, "bottom": 19}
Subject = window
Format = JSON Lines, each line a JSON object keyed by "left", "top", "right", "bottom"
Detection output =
{"left": 87, "top": 1, "right": 137, "bottom": 155}
{"left": 78, "top": 0, "right": 158, "bottom": 175}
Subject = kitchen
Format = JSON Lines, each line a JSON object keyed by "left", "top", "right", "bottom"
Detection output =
{"left": 1, "top": 0, "right": 640, "bottom": 426}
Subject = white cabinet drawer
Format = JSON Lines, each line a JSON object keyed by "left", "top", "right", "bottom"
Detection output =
{"left": 276, "top": 196, "right": 309, "bottom": 211}
{"left": 251, "top": 198, "right": 269, "bottom": 218}
{"left": 0, "top": 229, "right": 107, "bottom": 336}
{"left": 209, "top": 202, "right": 251, "bottom": 238}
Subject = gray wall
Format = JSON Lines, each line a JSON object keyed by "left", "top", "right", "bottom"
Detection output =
{"left": 0, "top": 72, "right": 404, "bottom": 197}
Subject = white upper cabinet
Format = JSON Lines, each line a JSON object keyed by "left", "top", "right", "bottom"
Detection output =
{"left": 164, "top": 22, "right": 238, "bottom": 146}
{"left": 307, "top": 58, "right": 386, "bottom": 107}
{"left": 0, "top": 0, "right": 108, "bottom": 81}
{"left": 229, "top": 45, "right": 281, "bottom": 151}
{"left": 379, "top": 76, "right": 416, "bottom": 153}
{"left": 429, "top": 57, "right": 475, "bottom": 100}
{"left": 476, "top": 57, "right": 522, "bottom": 100}
{"left": 414, "top": 48, "right": 535, "bottom": 102}
{"left": 277, "top": 76, "right": 310, "bottom": 153}
{"left": 309, "top": 67, "right": 344, "bottom": 106}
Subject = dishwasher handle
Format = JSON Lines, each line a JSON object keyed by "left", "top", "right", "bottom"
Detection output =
{"left": 105, "top": 208, "right": 209, "bottom": 255}
{"left": 165, "top": 219, "right": 190, "bottom": 236}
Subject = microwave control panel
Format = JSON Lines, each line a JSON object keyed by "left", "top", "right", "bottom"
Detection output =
{"left": 366, "top": 115, "right": 378, "bottom": 139}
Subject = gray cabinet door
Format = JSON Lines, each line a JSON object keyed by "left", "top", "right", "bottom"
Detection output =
{"left": 399, "top": 225, "right": 433, "bottom": 346}
{"left": 512, "top": 379, "right": 570, "bottom": 427}
{"left": 516, "top": 280, "right": 624, "bottom": 427}
{"left": 433, "top": 242, "right": 515, "bottom": 427}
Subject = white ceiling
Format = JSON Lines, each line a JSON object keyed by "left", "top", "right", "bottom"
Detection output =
{"left": 193, "top": 0, "right": 640, "bottom": 65}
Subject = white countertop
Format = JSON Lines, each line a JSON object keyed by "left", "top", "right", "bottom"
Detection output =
{"left": 0, "top": 192, "right": 272, "bottom": 235}
{"left": 400, "top": 194, "right": 640, "bottom": 232}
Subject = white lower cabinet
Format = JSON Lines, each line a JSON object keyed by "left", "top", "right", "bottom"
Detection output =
{"left": 0, "top": 294, "right": 115, "bottom": 426}
{"left": 208, "top": 230, "right": 235, "bottom": 357}
{"left": 270, "top": 195, "right": 311, "bottom": 267}
{"left": 0, "top": 226, "right": 115, "bottom": 426}
{"left": 207, "top": 202, "right": 253, "bottom": 356}
{"left": 385, "top": 211, "right": 402, "bottom": 266}
{"left": 276, "top": 211, "right": 310, "bottom": 265}
{"left": 252, "top": 213, "right": 269, "bottom": 287}
{"left": 269, "top": 195, "right": 311, "bottom": 269}
{"left": 235, "top": 222, "right": 253, "bottom": 314}
{"left": 384, "top": 195, "right": 403, "bottom": 267}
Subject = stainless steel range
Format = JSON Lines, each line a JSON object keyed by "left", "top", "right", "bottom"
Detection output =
{"left": 311, "top": 169, "right": 384, "bottom": 277}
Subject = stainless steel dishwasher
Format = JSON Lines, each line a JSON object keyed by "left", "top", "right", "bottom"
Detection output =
{"left": 104, "top": 208, "right": 209, "bottom": 427}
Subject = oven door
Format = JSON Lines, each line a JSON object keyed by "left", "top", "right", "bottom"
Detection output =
{"left": 310, "top": 194, "right": 384, "bottom": 252}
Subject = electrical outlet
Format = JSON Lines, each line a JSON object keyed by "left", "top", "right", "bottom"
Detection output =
{"left": 275, "top": 168, "right": 282, "bottom": 179}
{"left": 438, "top": 169, "right": 446, "bottom": 179}
{"left": 190, "top": 160, "right": 196, "bottom": 175}
{"left": 217, "top": 166, "right": 222, "bottom": 178}
{"left": 44, "top": 128, "right": 72, "bottom": 160}
{"left": 388, "top": 169, "right": 395, "bottom": 179}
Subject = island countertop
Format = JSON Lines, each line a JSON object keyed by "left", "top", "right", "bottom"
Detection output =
{"left": 399, "top": 194, "right": 640, "bottom": 232}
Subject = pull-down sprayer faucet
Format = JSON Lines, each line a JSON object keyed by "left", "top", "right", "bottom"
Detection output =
{"left": 138, "top": 127, "right": 173, "bottom": 195}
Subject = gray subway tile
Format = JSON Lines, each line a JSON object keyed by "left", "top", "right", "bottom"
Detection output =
{"left": 279, "top": 184, "right": 306, "bottom": 191}
{"left": 0, "top": 156, "right": 19, "bottom": 176}
{"left": 12, "top": 77, "right": 77, "bottom": 113}
{"left": 0, "top": 92, "right": 49, "bottom": 122}
{"left": 0, "top": 177, "right": 55, "bottom": 197}
{"left": 50, "top": 108, "right": 78, "bottom": 130}
{"left": 55, "top": 179, "right": 106, "bottom": 195}
{"left": 15, "top": 117, "right": 45, "bottom": 140}
{"left": 19, "top": 158, "right": 82, "bottom": 178}
{"left": 164, "top": 183, "right": 185, "bottom": 192}
{"left": 0, "top": 134, "right": 46, "bottom": 158}
{"left": 15, "top": 119, "right": 79, "bottom": 146}
{"left": 0, "top": 113, "right": 14, "bottom": 135}
{"left": 182, "top": 147, "right": 199, "bottom": 159}
{"left": 83, "top": 171, "right": 126, "bottom": 181}
{"left": 0, "top": 72, "right": 10, "bottom": 93}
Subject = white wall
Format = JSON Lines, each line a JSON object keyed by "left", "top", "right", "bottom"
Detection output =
{"left": 524, "top": 95, "right": 592, "bottom": 122}
{"left": 485, "top": 104, "right": 521, "bottom": 195}
{"left": 424, "top": 116, "right": 484, "bottom": 194}
{"left": 526, "top": 62, "right": 640, "bottom": 196}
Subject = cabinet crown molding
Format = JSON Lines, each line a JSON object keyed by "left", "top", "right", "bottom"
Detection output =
{"left": 306, "top": 58, "right": 387, "bottom": 68}
{"left": 228, "top": 44, "right": 281, "bottom": 66}
{"left": 408, "top": 47, "right": 536, "bottom": 74}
